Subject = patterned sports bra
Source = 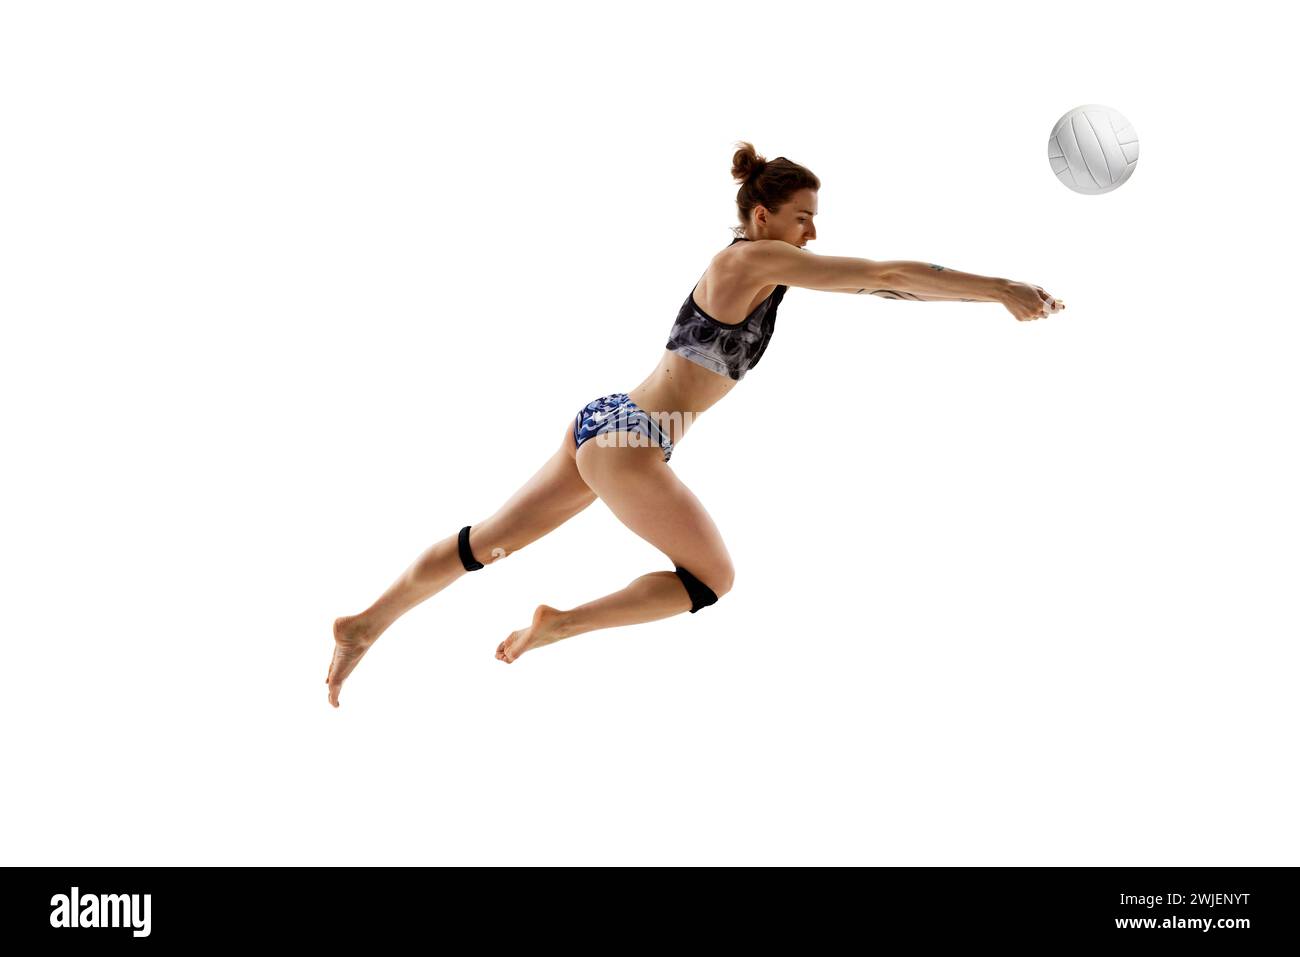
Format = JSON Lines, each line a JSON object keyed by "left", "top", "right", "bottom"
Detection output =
{"left": 665, "top": 236, "right": 789, "bottom": 381}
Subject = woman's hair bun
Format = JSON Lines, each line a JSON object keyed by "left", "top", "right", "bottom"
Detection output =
{"left": 731, "top": 140, "right": 767, "bottom": 183}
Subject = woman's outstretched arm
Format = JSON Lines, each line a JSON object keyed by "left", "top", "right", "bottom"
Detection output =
{"left": 747, "top": 242, "right": 1064, "bottom": 320}
{"left": 875, "top": 261, "right": 1067, "bottom": 321}
{"left": 847, "top": 262, "right": 1007, "bottom": 301}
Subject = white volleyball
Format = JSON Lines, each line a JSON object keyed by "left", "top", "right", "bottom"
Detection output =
{"left": 1048, "top": 104, "right": 1139, "bottom": 195}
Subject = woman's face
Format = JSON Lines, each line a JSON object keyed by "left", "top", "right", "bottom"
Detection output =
{"left": 753, "top": 188, "right": 818, "bottom": 247}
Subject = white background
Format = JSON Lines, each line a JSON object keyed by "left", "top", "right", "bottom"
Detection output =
{"left": 2, "top": 0, "right": 1295, "bottom": 865}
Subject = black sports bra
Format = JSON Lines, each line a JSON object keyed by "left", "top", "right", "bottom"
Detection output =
{"left": 664, "top": 237, "right": 788, "bottom": 381}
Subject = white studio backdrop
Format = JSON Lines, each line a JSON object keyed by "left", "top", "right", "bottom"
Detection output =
{"left": 1, "top": 0, "right": 1295, "bottom": 865}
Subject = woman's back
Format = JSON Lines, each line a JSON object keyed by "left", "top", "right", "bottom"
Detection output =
{"left": 689, "top": 237, "right": 784, "bottom": 329}
{"left": 626, "top": 237, "right": 788, "bottom": 441}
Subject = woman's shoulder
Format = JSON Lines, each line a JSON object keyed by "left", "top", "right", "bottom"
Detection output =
{"left": 710, "top": 237, "right": 786, "bottom": 287}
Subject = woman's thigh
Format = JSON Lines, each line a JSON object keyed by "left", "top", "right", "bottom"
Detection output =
{"left": 469, "top": 422, "right": 596, "bottom": 559}
{"left": 574, "top": 440, "right": 735, "bottom": 595}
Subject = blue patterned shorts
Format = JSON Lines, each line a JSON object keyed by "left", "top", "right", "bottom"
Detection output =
{"left": 573, "top": 392, "right": 674, "bottom": 463}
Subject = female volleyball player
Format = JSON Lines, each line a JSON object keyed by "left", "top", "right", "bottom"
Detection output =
{"left": 325, "top": 141, "right": 1065, "bottom": 706}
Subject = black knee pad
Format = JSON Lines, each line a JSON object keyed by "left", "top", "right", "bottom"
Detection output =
{"left": 458, "top": 525, "right": 484, "bottom": 571}
{"left": 674, "top": 565, "right": 719, "bottom": 613}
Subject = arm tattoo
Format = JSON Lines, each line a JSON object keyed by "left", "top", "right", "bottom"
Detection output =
{"left": 855, "top": 288, "right": 977, "bottom": 302}
{"left": 850, "top": 264, "right": 963, "bottom": 299}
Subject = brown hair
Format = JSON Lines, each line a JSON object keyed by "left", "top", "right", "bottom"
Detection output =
{"left": 730, "top": 141, "right": 820, "bottom": 238}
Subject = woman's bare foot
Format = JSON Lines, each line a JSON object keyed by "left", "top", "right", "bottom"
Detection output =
{"left": 327, "top": 615, "right": 377, "bottom": 707}
{"left": 496, "top": 605, "right": 567, "bottom": 664}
